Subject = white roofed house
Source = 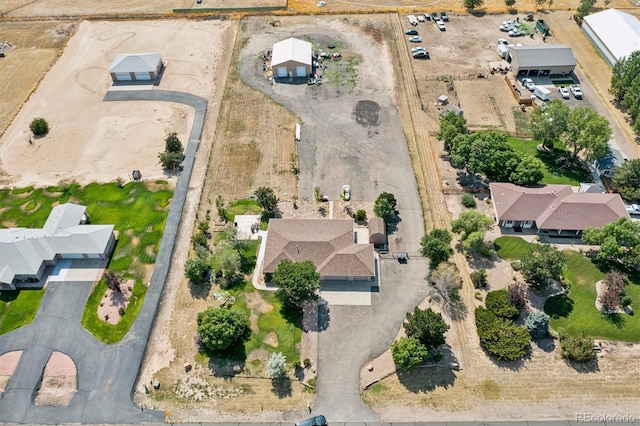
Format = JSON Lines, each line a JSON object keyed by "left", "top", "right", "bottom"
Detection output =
{"left": 108, "top": 53, "right": 164, "bottom": 82}
{"left": 0, "top": 203, "right": 115, "bottom": 290}
{"left": 271, "top": 38, "right": 312, "bottom": 80}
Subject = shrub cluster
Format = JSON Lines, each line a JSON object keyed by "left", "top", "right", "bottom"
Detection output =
{"left": 559, "top": 332, "right": 596, "bottom": 363}
{"left": 475, "top": 290, "right": 529, "bottom": 361}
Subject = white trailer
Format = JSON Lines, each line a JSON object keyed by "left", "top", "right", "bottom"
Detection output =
{"left": 534, "top": 86, "right": 551, "bottom": 101}
{"left": 407, "top": 15, "right": 418, "bottom": 25}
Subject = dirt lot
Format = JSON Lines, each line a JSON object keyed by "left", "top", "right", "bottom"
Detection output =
{"left": 0, "top": 22, "right": 74, "bottom": 139}
{"left": 0, "top": 19, "right": 233, "bottom": 188}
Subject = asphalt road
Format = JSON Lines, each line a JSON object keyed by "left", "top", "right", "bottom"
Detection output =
{"left": 0, "top": 89, "right": 206, "bottom": 423}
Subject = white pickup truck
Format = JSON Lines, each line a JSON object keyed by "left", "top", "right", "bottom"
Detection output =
{"left": 625, "top": 204, "right": 640, "bottom": 215}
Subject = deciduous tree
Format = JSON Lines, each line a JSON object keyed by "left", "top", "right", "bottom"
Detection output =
{"left": 509, "top": 155, "right": 545, "bottom": 186}
{"left": 565, "top": 106, "right": 611, "bottom": 161}
{"left": 273, "top": 259, "right": 320, "bottom": 307}
{"left": 165, "top": 132, "right": 184, "bottom": 154}
{"left": 404, "top": 307, "right": 450, "bottom": 351}
{"left": 158, "top": 151, "right": 182, "bottom": 171}
{"left": 29, "top": 117, "right": 49, "bottom": 136}
{"left": 611, "top": 158, "right": 640, "bottom": 201}
{"left": 450, "top": 132, "right": 520, "bottom": 181}
{"left": 530, "top": 100, "right": 570, "bottom": 149}
{"left": 451, "top": 210, "right": 494, "bottom": 240}
{"left": 420, "top": 228, "right": 453, "bottom": 269}
{"left": 196, "top": 308, "right": 250, "bottom": 352}
{"left": 436, "top": 112, "right": 468, "bottom": 151}
{"left": 255, "top": 186, "right": 278, "bottom": 213}
{"left": 184, "top": 257, "right": 211, "bottom": 285}
{"left": 391, "top": 337, "right": 429, "bottom": 370}
{"left": 520, "top": 244, "right": 565, "bottom": 290}
{"left": 463, "top": 0, "right": 484, "bottom": 10}
{"left": 611, "top": 51, "right": 640, "bottom": 134}
{"left": 582, "top": 218, "right": 640, "bottom": 268}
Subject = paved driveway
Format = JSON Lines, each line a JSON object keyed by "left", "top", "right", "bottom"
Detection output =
{"left": 0, "top": 89, "right": 206, "bottom": 423}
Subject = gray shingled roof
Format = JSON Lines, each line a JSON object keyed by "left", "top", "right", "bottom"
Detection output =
{"left": 509, "top": 45, "right": 576, "bottom": 68}
{"left": 108, "top": 53, "right": 162, "bottom": 73}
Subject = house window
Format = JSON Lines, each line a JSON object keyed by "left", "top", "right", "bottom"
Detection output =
{"left": 503, "top": 220, "right": 515, "bottom": 228}
{"left": 522, "top": 220, "right": 534, "bottom": 229}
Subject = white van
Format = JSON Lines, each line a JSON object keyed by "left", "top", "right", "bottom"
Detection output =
{"left": 533, "top": 86, "right": 551, "bottom": 101}
{"left": 407, "top": 15, "right": 418, "bottom": 25}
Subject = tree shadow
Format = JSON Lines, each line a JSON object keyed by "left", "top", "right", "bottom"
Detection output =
{"left": 602, "top": 312, "right": 625, "bottom": 328}
{"left": 544, "top": 293, "right": 574, "bottom": 318}
{"left": 270, "top": 378, "right": 292, "bottom": 398}
{"left": 386, "top": 215, "right": 402, "bottom": 235}
{"left": 565, "top": 358, "right": 600, "bottom": 373}
{"left": 445, "top": 292, "right": 468, "bottom": 321}
{"left": 302, "top": 299, "right": 330, "bottom": 332}
{"left": 204, "top": 342, "right": 248, "bottom": 379}
{"left": 487, "top": 349, "right": 528, "bottom": 371}
{"left": 397, "top": 365, "right": 457, "bottom": 393}
{"left": 533, "top": 336, "right": 556, "bottom": 353}
{"left": 189, "top": 281, "right": 212, "bottom": 299}
{"left": 466, "top": 250, "right": 498, "bottom": 270}
{"left": 280, "top": 300, "right": 303, "bottom": 327}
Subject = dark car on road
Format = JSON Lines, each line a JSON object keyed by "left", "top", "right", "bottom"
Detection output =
{"left": 405, "top": 28, "right": 419, "bottom": 35}
{"left": 432, "top": 12, "right": 440, "bottom": 21}
{"left": 296, "top": 415, "right": 327, "bottom": 426}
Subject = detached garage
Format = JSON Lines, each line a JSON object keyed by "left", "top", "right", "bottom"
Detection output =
{"left": 508, "top": 45, "right": 576, "bottom": 78}
{"left": 271, "top": 37, "right": 312, "bottom": 80}
{"left": 582, "top": 9, "right": 640, "bottom": 67}
{"left": 109, "top": 53, "right": 163, "bottom": 83}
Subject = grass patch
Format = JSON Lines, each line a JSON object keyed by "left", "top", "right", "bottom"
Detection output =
{"left": 0, "top": 182, "right": 172, "bottom": 341}
{"left": 512, "top": 110, "right": 531, "bottom": 136}
{"left": 80, "top": 277, "right": 146, "bottom": 344}
{"left": 225, "top": 199, "right": 262, "bottom": 222}
{"left": 494, "top": 236, "right": 533, "bottom": 260}
{"left": 547, "top": 251, "right": 640, "bottom": 341}
{"left": 507, "top": 136, "right": 592, "bottom": 185}
{"left": 0, "top": 289, "right": 45, "bottom": 334}
{"left": 551, "top": 80, "right": 575, "bottom": 86}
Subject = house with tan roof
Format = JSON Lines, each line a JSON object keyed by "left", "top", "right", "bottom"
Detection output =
{"left": 262, "top": 219, "right": 375, "bottom": 281}
{"left": 490, "top": 183, "right": 629, "bottom": 237}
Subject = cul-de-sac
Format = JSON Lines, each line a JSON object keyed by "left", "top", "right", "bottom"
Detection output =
{"left": 1, "top": 0, "right": 640, "bottom": 424}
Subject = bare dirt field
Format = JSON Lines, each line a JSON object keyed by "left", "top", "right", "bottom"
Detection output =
{"left": 0, "top": 19, "right": 234, "bottom": 188}
{"left": 0, "top": 22, "right": 74, "bottom": 139}
{"left": 0, "top": 0, "right": 190, "bottom": 16}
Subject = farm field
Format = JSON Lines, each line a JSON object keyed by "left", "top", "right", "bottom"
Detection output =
{"left": 0, "top": 22, "right": 74, "bottom": 139}
{"left": 0, "top": 19, "right": 233, "bottom": 188}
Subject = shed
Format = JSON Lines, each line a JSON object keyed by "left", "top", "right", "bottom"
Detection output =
{"left": 271, "top": 38, "right": 312, "bottom": 79}
{"left": 109, "top": 53, "right": 163, "bottom": 82}
{"left": 508, "top": 45, "right": 575, "bottom": 77}
{"left": 582, "top": 9, "right": 640, "bottom": 67}
{"left": 368, "top": 217, "right": 387, "bottom": 245}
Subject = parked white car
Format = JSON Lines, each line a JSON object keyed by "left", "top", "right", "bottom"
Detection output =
{"left": 522, "top": 78, "right": 535, "bottom": 91}
{"left": 570, "top": 84, "right": 583, "bottom": 99}
{"left": 559, "top": 87, "right": 570, "bottom": 99}
{"left": 342, "top": 185, "right": 351, "bottom": 201}
{"left": 625, "top": 204, "right": 640, "bottom": 215}
{"left": 409, "top": 36, "right": 422, "bottom": 42}
{"left": 316, "top": 1, "right": 326, "bottom": 6}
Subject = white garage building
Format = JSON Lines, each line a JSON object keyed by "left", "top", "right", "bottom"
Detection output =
{"left": 582, "top": 9, "right": 640, "bottom": 67}
{"left": 109, "top": 53, "right": 164, "bottom": 82}
{"left": 271, "top": 37, "right": 312, "bottom": 79}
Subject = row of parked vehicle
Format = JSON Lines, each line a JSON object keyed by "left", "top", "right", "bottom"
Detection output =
{"left": 404, "top": 29, "right": 430, "bottom": 59}
{"left": 407, "top": 13, "right": 448, "bottom": 31}
{"left": 521, "top": 77, "right": 583, "bottom": 101}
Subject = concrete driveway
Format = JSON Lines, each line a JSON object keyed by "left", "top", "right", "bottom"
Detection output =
{"left": 0, "top": 89, "right": 206, "bottom": 423}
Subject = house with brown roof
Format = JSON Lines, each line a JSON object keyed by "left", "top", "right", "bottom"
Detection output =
{"left": 262, "top": 219, "right": 375, "bottom": 281}
{"left": 490, "top": 183, "right": 629, "bottom": 237}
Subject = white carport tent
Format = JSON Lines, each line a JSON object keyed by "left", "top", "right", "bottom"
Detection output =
{"left": 108, "top": 53, "right": 163, "bottom": 82}
{"left": 271, "top": 37, "right": 312, "bottom": 78}
{"left": 582, "top": 9, "right": 640, "bottom": 67}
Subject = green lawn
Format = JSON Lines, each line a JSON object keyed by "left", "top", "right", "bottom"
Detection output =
{"left": 0, "top": 182, "right": 173, "bottom": 341}
{"left": 0, "top": 289, "right": 45, "bottom": 335}
{"left": 494, "top": 236, "right": 533, "bottom": 260}
{"left": 494, "top": 236, "right": 640, "bottom": 341}
{"left": 507, "top": 136, "right": 592, "bottom": 185}
{"left": 547, "top": 251, "right": 640, "bottom": 341}
{"left": 225, "top": 199, "right": 262, "bottom": 222}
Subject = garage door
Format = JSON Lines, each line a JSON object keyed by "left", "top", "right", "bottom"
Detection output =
{"left": 134, "top": 72, "right": 152, "bottom": 80}
{"left": 296, "top": 66, "right": 307, "bottom": 77}
{"left": 115, "top": 72, "right": 132, "bottom": 81}
{"left": 276, "top": 67, "right": 288, "bottom": 77}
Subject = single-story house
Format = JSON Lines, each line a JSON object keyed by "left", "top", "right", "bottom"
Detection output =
{"left": 0, "top": 203, "right": 115, "bottom": 290}
{"left": 490, "top": 182, "right": 629, "bottom": 237}
{"left": 582, "top": 9, "right": 640, "bottom": 67}
{"left": 593, "top": 147, "right": 626, "bottom": 179}
{"left": 508, "top": 45, "right": 576, "bottom": 78}
{"left": 262, "top": 219, "right": 375, "bottom": 281}
{"left": 109, "top": 53, "right": 163, "bottom": 82}
{"left": 368, "top": 217, "right": 387, "bottom": 246}
{"left": 271, "top": 37, "right": 312, "bottom": 79}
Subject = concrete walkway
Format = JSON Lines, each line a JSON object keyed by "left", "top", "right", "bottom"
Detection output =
{"left": 0, "top": 90, "right": 206, "bottom": 423}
